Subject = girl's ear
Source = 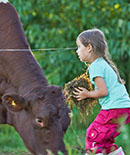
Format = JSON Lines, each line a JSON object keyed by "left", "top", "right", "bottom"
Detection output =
{"left": 87, "top": 44, "right": 93, "bottom": 52}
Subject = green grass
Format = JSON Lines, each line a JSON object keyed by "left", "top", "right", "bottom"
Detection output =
{"left": 0, "top": 125, "right": 29, "bottom": 154}
{"left": 0, "top": 104, "right": 130, "bottom": 155}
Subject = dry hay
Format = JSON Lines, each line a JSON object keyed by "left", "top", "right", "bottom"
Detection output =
{"left": 64, "top": 72, "right": 97, "bottom": 120}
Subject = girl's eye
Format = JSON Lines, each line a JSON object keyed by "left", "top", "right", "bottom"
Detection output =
{"left": 35, "top": 118, "right": 44, "bottom": 127}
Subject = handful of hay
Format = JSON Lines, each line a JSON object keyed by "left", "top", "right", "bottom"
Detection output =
{"left": 64, "top": 73, "right": 97, "bottom": 119}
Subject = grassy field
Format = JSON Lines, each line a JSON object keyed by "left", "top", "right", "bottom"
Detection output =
{"left": 0, "top": 105, "right": 130, "bottom": 155}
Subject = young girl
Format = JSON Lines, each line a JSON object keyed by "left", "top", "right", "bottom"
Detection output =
{"left": 73, "top": 28, "right": 130, "bottom": 155}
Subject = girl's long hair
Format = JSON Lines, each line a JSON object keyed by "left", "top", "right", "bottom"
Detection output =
{"left": 78, "top": 28, "right": 125, "bottom": 84}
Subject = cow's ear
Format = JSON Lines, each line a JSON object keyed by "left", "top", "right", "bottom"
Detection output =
{"left": 2, "top": 93, "right": 26, "bottom": 112}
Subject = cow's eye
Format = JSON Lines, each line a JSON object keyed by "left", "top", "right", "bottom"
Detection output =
{"left": 35, "top": 118, "right": 44, "bottom": 127}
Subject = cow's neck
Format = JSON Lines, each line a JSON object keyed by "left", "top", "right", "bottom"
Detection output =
{"left": 1, "top": 51, "right": 48, "bottom": 96}
{"left": 0, "top": 2, "right": 48, "bottom": 96}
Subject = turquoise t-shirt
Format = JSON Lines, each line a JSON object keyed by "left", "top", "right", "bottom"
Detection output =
{"left": 88, "top": 57, "right": 130, "bottom": 110}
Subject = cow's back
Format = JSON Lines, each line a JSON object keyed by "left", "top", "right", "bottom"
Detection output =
{"left": 0, "top": 2, "right": 28, "bottom": 49}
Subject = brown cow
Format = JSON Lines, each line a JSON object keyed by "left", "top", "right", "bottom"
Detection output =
{"left": 0, "top": 1, "right": 70, "bottom": 155}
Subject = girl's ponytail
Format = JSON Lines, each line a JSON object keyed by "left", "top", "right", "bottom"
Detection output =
{"left": 103, "top": 55, "right": 125, "bottom": 84}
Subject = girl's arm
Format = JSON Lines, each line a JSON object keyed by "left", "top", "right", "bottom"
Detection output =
{"left": 73, "top": 77, "right": 108, "bottom": 100}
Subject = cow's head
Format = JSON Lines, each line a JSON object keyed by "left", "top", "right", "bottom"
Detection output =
{"left": 2, "top": 85, "right": 70, "bottom": 155}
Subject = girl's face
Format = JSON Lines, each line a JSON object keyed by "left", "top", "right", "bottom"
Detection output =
{"left": 76, "top": 38, "right": 92, "bottom": 63}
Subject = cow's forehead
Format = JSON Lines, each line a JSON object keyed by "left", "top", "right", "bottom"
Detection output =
{"left": 31, "top": 98, "right": 58, "bottom": 113}
{"left": 28, "top": 85, "right": 63, "bottom": 101}
{"left": 28, "top": 86, "right": 64, "bottom": 114}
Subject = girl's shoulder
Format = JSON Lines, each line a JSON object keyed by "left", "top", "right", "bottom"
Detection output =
{"left": 89, "top": 57, "right": 113, "bottom": 76}
{"left": 89, "top": 57, "right": 106, "bottom": 69}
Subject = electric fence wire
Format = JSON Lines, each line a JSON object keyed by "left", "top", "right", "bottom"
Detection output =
{"left": 0, "top": 47, "right": 79, "bottom": 62}
{"left": 0, "top": 47, "right": 77, "bottom": 55}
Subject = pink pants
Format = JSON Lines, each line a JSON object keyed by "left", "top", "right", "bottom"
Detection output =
{"left": 85, "top": 108, "right": 130, "bottom": 154}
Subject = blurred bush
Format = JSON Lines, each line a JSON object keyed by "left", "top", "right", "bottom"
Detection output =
{"left": 9, "top": 0, "right": 130, "bottom": 92}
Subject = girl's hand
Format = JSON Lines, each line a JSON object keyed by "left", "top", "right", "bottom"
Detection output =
{"left": 73, "top": 87, "right": 89, "bottom": 101}
{"left": 72, "top": 77, "right": 108, "bottom": 100}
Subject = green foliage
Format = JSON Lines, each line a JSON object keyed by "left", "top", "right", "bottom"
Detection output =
{"left": 0, "top": 125, "right": 28, "bottom": 154}
{"left": 9, "top": 0, "right": 130, "bottom": 91}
